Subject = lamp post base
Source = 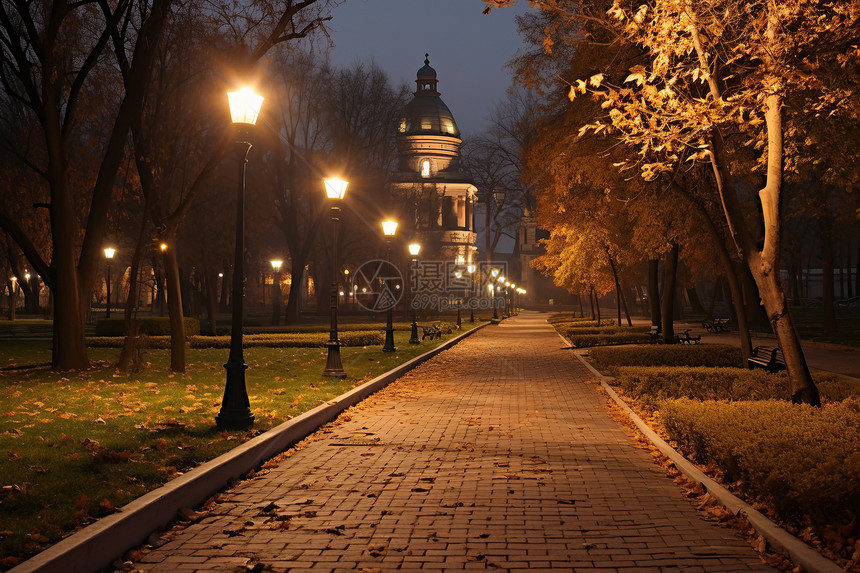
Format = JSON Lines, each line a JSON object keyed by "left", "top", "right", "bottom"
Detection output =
{"left": 217, "top": 360, "right": 255, "bottom": 429}
{"left": 383, "top": 327, "right": 397, "bottom": 352}
{"left": 323, "top": 341, "right": 347, "bottom": 378}
{"left": 409, "top": 321, "right": 420, "bottom": 344}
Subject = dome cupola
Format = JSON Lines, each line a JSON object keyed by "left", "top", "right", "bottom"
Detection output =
{"left": 398, "top": 54, "right": 460, "bottom": 138}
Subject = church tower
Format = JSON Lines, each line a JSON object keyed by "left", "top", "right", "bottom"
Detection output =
{"left": 390, "top": 55, "right": 478, "bottom": 266}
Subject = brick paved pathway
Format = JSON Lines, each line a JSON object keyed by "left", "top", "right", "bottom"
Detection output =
{"left": 131, "top": 312, "right": 776, "bottom": 572}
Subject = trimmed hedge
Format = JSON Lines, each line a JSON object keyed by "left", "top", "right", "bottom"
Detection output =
{"left": 661, "top": 398, "right": 860, "bottom": 526}
{"left": 86, "top": 335, "right": 171, "bottom": 349}
{"left": 549, "top": 317, "right": 615, "bottom": 327}
{"left": 188, "top": 330, "right": 383, "bottom": 349}
{"left": 613, "top": 366, "right": 852, "bottom": 405}
{"left": 567, "top": 332, "right": 652, "bottom": 347}
{"left": 564, "top": 325, "right": 650, "bottom": 336}
{"left": 588, "top": 344, "right": 743, "bottom": 369}
{"left": 95, "top": 317, "right": 200, "bottom": 337}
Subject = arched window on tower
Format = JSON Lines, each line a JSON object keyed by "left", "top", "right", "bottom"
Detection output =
{"left": 420, "top": 159, "right": 432, "bottom": 178}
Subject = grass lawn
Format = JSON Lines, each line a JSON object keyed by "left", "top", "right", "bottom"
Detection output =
{"left": 0, "top": 325, "right": 478, "bottom": 566}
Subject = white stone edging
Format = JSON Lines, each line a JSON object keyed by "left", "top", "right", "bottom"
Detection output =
{"left": 10, "top": 324, "right": 488, "bottom": 573}
{"left": 567, "top": 343, "right": 843, "bottom": 573}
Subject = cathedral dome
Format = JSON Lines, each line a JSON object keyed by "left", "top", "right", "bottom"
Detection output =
{"left": 398, "top": 55, "right": 461, "bottom": 138}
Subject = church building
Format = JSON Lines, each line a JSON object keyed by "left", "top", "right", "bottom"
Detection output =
{"left": 389, "top": 55, "right": 479, "bottom": 267}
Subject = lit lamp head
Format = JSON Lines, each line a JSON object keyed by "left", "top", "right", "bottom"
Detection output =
{"left": 227, "top": 88, "right": 264, "bottom": 125}
{"left": 382, "top": 220, "right": 398, "bottom": 238}
{"left": 160, "top": 243, "right": 168, "bottom": 252}
{"left": 324, "top": 178, "right": 349, "bottom": 200}
{"left": 491, "top": 268, "right": 499, "bottom": 278}
{"left": 104, "top": 247, "right": 116, "bottom": 260}
{"left": 270, "top": 259, "right": 283, "bottom": 272}
{"left": 24, "top": 272, "right": 30, "bottom": 281}
{"left": 408, "top": 243, "right": 421, "bottom": 257}
{"left": 455, "top": 271, "right": 462, "bottom": 279}
{"left": 498, "top": 276, "right": 506, "bottom": 283}
{"left": 467, "top": 264, "right": 476, "bottom": 274}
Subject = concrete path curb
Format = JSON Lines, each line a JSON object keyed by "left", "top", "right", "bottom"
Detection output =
{"left": 9, "top": 325, "right": 487, "bottom": 573}
{"left": 567, "top": 345, "right": 844, "bottom": 573}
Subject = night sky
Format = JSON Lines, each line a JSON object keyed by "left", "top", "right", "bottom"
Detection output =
{"left": 327, "top": 0, "right": 531, "bottom": 137}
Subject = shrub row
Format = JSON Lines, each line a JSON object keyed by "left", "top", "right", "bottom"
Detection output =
{"left": 613, "top": 366, "right": 852, "bottom": 405}
{"left": 549, "top": 317, "right": 615, "bottom": 327}
{"left": 87, "top": 335, "right": 171, "bottom": 349}
{"left": 188, "top": 330, "right": 383, "bottom": 348}
{"left": 589, "top": 344, "right": 743, "bottom": 369}
{"left": 661, "top": 398, "right": 860, "bottom": 526}
{"left": 564, "top": 325, "right": 650, "bottom": 336}
{"left": 567, "top": 332, "right": 652, "bottom": 347}
{"left": 218, "top": 322, "right": 402, "bottom": 335}
{"left": 95, "top": 317, "right": 200, "bottom": 337}
{"left": 87, "top": 331, "right": 384, "bottom": 349}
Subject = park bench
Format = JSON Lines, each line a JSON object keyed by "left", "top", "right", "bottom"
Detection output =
{"left": 421, "top": 324, "right": 442, "bottom": 340}
{"left": 747, "top": 346, "right": 786, "bottom": 373}
{"left": 648, "top": 325, "right": 662, "bottom": 344}
{"left": 675, "top": 329, "right": 701, "bottom": 345}
{"left": 702, "top": 318, "right": 731, "bottom": 333}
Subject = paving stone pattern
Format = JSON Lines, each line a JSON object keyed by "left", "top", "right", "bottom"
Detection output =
{"left": 132, "top": 312, "right": 777, "bottom": 572}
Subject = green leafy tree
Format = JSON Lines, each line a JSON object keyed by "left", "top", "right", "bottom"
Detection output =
{"left": 503, "top": 0, "right": 858, "bottom": 404}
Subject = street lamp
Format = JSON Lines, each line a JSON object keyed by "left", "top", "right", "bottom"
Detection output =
{"left": 500, "top": 277, "right": 509, "bottom": 317}
{"left": 323, "top": 177, "right": 349, "bottom": 378}
{"left": 408, "top": 242, "right": 421, "bottom": 344}
{"left": 270, "top": 259, "right": 283, "bottom": 326}
{"left": 454, "top": 270, "right": 463, "bottom": 328}
{"left": 8, "top": 276, "right": 17, "bottom": 321}
{"left": 217, "top": 87, "right": 264, "bottom": 430}
{"left": 491, "top": 268, "right": 500, "bottom": 320}
{"left": 382, "top": 220, "right": 398, "bottom": 352}
{"left": 467, "top": 264, "right": 476, "bottom": 323}
{"left": 104, "top": 248, "right": 116, "bottom": 318}
{"left": 158, "top": 242, "right": 168, "bottom": 316}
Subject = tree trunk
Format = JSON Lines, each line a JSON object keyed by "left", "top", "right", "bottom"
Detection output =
{"left": 690, "top": 12, "right": 818, "bottom": 404}
{"left": 621, "top": 285, "right": 633, "bottom": 326}
{"left": 285, "top": 259, "right": 307, "bottom": 324}
{"left": 118, "top": 217, "right": 149, "bottom": 371}
{"left": 686, "top": 286, "right": 705, "bottom": 315}
{"left": 607, "top": 250, "right": 622, "bottom": 327}
{"left": 706, "top": 277, "right": 718, "bottom": 320}
{"left": 52, "top": 207, "right": 89, "bottom": 370}
{"left": 709, "top": 93, "right": 818, "bottom": 405}
{"left": 820, "top": 215, "right": 837, "bottom": 335}
{"left": 204, "top": 264, "right": 220, "bottom": 336}
{"left": 661, "top": 243, "right": 678, "bottom": 344}
{"left": 648, "top": 259, "right": 661, "bottom": 328}
{"left": 7, "top": 282, "right": 17, "bottom": 321}
{"left": 162, "top": 235, "right": 186, "bottom": 372}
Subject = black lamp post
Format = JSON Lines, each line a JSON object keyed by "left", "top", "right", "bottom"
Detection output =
{"left": 323, "top": 178, "right": 348, "bottom": 378}
{"left": 500, "top": 277, "right": 509, "bottom": 317}
{"left": 159, "top": 242, "right": 167, "bottom": 317}
{"left": 104, "top": 248, "right": 115, "bottom": 318}
{"left": 382, "top": 220, "right": 398, "bottom": 352}
{"left": 270, "top": 259, "right": 282, "bottom": 326}
{"left": 217, "top": 87, "right": 263, "bottom": 430}
{"left": 408, "top": 242, "right": 421, "bottom": 344}
{"left": 454, "top": 270, "right": 463, "bottom": 328}
{"left": 491, "top": 268, "right": 500, "bottom": 320}
{"left": 468, "top": 264, "right": 475, "bottom": 323}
